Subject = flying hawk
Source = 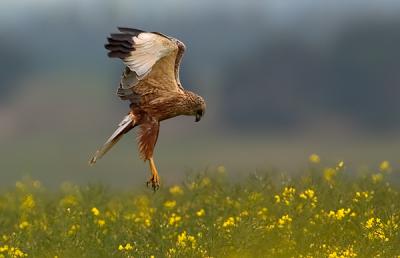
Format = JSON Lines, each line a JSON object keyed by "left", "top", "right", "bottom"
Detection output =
{"left": 89, "top": 27, "right": 206, "bottom": 190}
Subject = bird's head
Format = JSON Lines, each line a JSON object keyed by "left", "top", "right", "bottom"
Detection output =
{"left": 185, "top": 91, "right": 206, "bottom": 122}
{"left": 194, "top": 97, "right": 206, "bottom": 122}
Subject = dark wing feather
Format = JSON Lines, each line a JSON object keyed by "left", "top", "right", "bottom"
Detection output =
{"left": 106, "top": 37, "right": 134, "bottom": 49}
{"left": 104, "top": 44, "right": 134, "bottom": 53}
{"left": 118, "top": 27, "right": 145, "bottom": 35}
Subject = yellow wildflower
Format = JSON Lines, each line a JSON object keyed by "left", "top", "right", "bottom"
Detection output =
{"left": 280, "top": 187, "right": 296, "bottom": 205}
{"left": 364, "top": 217, "right": 389, "bottom": 241}
{"left": 328, "top": 246, "right": 357, "bottom": 258}
{"left": 309, "top": 153, "right": 320, "bottom": 164}
{"left": 164, "top": 200, "right": 176, "bottom": 209}
{"left": 304, "top": 189, "right": 315, "bottom": 198}
{"left": 97, "top": 219, "right": 106, "bottom": 227}
{"left": 336, "top": 160, "right": 345, "bottom": 170}
{"left": 300, "top": 189, "right": 315, "bottom": 199}
{"left": 353, "top": 191, "right": 373, "bottom": 203}
{"left": 20, "top": 194, "right": 35, "bottom": 210}
{"left": 169, "top": 185, "right": 183, "bottom": 195}
{"left": 336, "top": 209, "right": 345, "bottom": 220}
{"left": 282, "top": 187, "right": 296, "bottom": 197}
{"left": 379, "top": 160, "right": 391, "bottom": 172}
{"left": 168, "top": 213, "right": 182, "bottom": 226}
{"left": 324, "top": 168, "right": 337, "bottom": 183}
{"left": 257, "top": 207, "right": 268, "bottom": 220}
{"left": 299, "top": 189, "right": 318, "bottom": 208}
{"left": 196, "top": 209, "right": 205, "bottom": 217}
{"left": 91, "top": 207, "right": 100, "bottom": 216}
{"left": 1, "top": 246, "right": 28, "bottom": 257}
{"left": 371, "top": 173, "right": 383, "bottom": 184}
{"left": 240, "top": 210, "right": 249, "bottom": 217}
{"left": 124, "top": 243, "right": 133, "bottom": 250}
{"left": 19, "top": 221, "right": 30, "bottom": 229}
{"left": 222, "top": 217, "right": 236, "bottom": 228}
{"left": 277, "top": 214, "right": 292, "bottom": 228}
{"left": 177, "top": 231, "right": 196, "bottom": 249}
{"left": 144, "top": 218, "right": 151, "bottom": 227}
{"left": 365, "top": 218, "right": 374, "bottom": 229}
{"left": 118, "top": 243, "right": 134, "bottom": 251}
{"left": 67, "top": 224, "right": 80, "bottom": 236}
{"left": 167, "top": 248, "right": 176, "bottom": 255}
{"left": 177, "top": 231, "right": 187, "bottom": 247}
{"left": 327, "top": 208, "right": 352, "bottom": 220}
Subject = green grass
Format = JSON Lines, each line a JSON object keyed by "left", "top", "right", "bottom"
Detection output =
{"left": 0, "top": 160, "right": 399, "bottom": 257}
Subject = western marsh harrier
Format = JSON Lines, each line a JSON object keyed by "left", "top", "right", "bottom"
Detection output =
{"left": 89, "top": 27, "right": 206, "bottom": 190}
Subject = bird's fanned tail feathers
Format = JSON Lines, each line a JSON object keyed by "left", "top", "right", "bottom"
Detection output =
{"left": 89, "top": 114, "right": 135, "bottom": 165}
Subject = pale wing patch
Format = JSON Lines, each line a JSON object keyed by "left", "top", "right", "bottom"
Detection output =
{"left": 124, "top": 33, "right": 175, "bottom": 78}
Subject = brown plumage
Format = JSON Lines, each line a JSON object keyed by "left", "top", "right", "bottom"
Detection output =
{"left": 89, "top": 27, "right": 206, "bottom": 190}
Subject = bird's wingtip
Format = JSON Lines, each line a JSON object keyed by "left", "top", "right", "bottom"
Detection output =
{"left": 117, "top": 27, "right": 145, "bottom": 34}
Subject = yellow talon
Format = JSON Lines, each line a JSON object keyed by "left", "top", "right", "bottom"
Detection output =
{"left": 147, "top": 157, "right": 160, "bottom": 191}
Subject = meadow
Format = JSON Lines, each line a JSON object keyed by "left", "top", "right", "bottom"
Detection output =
{"left": 0, "top": 156, "right": 399, "bottom": 258}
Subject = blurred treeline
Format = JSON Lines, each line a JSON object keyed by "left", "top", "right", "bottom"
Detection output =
{"left": 1, "top": 1, "right": 400, "bottom": 134}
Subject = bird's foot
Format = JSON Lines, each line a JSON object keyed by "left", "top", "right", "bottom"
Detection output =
{"left": 147, "top": 157, "right": 160, "bottom": 192}
{"left": 146, "top": 174, "right": 160, "bottom": 192}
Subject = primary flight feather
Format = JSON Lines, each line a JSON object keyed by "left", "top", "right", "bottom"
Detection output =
{"left": 89, "top": 27, "right": 206, "bottom": 190}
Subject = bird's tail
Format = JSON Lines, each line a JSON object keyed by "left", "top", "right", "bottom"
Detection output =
{"left": 89, "top": 114, "right": 135, "bottom": 165}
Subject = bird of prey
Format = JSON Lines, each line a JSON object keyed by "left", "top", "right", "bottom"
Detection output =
{"left": 89, "top": 27, "right": 206, "bottom": 190}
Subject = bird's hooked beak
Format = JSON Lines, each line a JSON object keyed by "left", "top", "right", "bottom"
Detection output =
{"left": 195, "top": 110, "right": 204, "bottom": 122}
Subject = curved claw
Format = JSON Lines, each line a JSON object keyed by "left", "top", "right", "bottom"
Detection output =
{"left": 147, "top": 174, "right": 160, "bottom": 191}
{"left": 147, "top": 157, "right": 160, "bottom": 192}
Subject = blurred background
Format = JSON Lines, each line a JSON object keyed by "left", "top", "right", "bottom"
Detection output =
{"left": 1, "top": 0, "right": 399, "bottom": 187}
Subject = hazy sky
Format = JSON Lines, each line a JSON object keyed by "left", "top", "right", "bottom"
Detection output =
{"left": 3, "top": 0, "right": 400, "bottom": 20}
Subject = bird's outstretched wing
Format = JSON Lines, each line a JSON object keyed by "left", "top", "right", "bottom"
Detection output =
{"left": 105, "top": 27, "right": 186, "bottom": 100}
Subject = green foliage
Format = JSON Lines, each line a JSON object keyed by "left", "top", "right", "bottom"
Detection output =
{"left": 0, "top": 160, "right": 399, "bottom": 257}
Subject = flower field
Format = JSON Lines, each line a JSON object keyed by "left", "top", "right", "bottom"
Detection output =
{"left": 0, "top": 157, "right": 399, "bottom": 257}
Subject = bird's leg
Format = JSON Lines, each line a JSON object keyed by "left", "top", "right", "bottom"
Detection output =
{"left": 147, "top": 157, "right": 160, "bottom": 191}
